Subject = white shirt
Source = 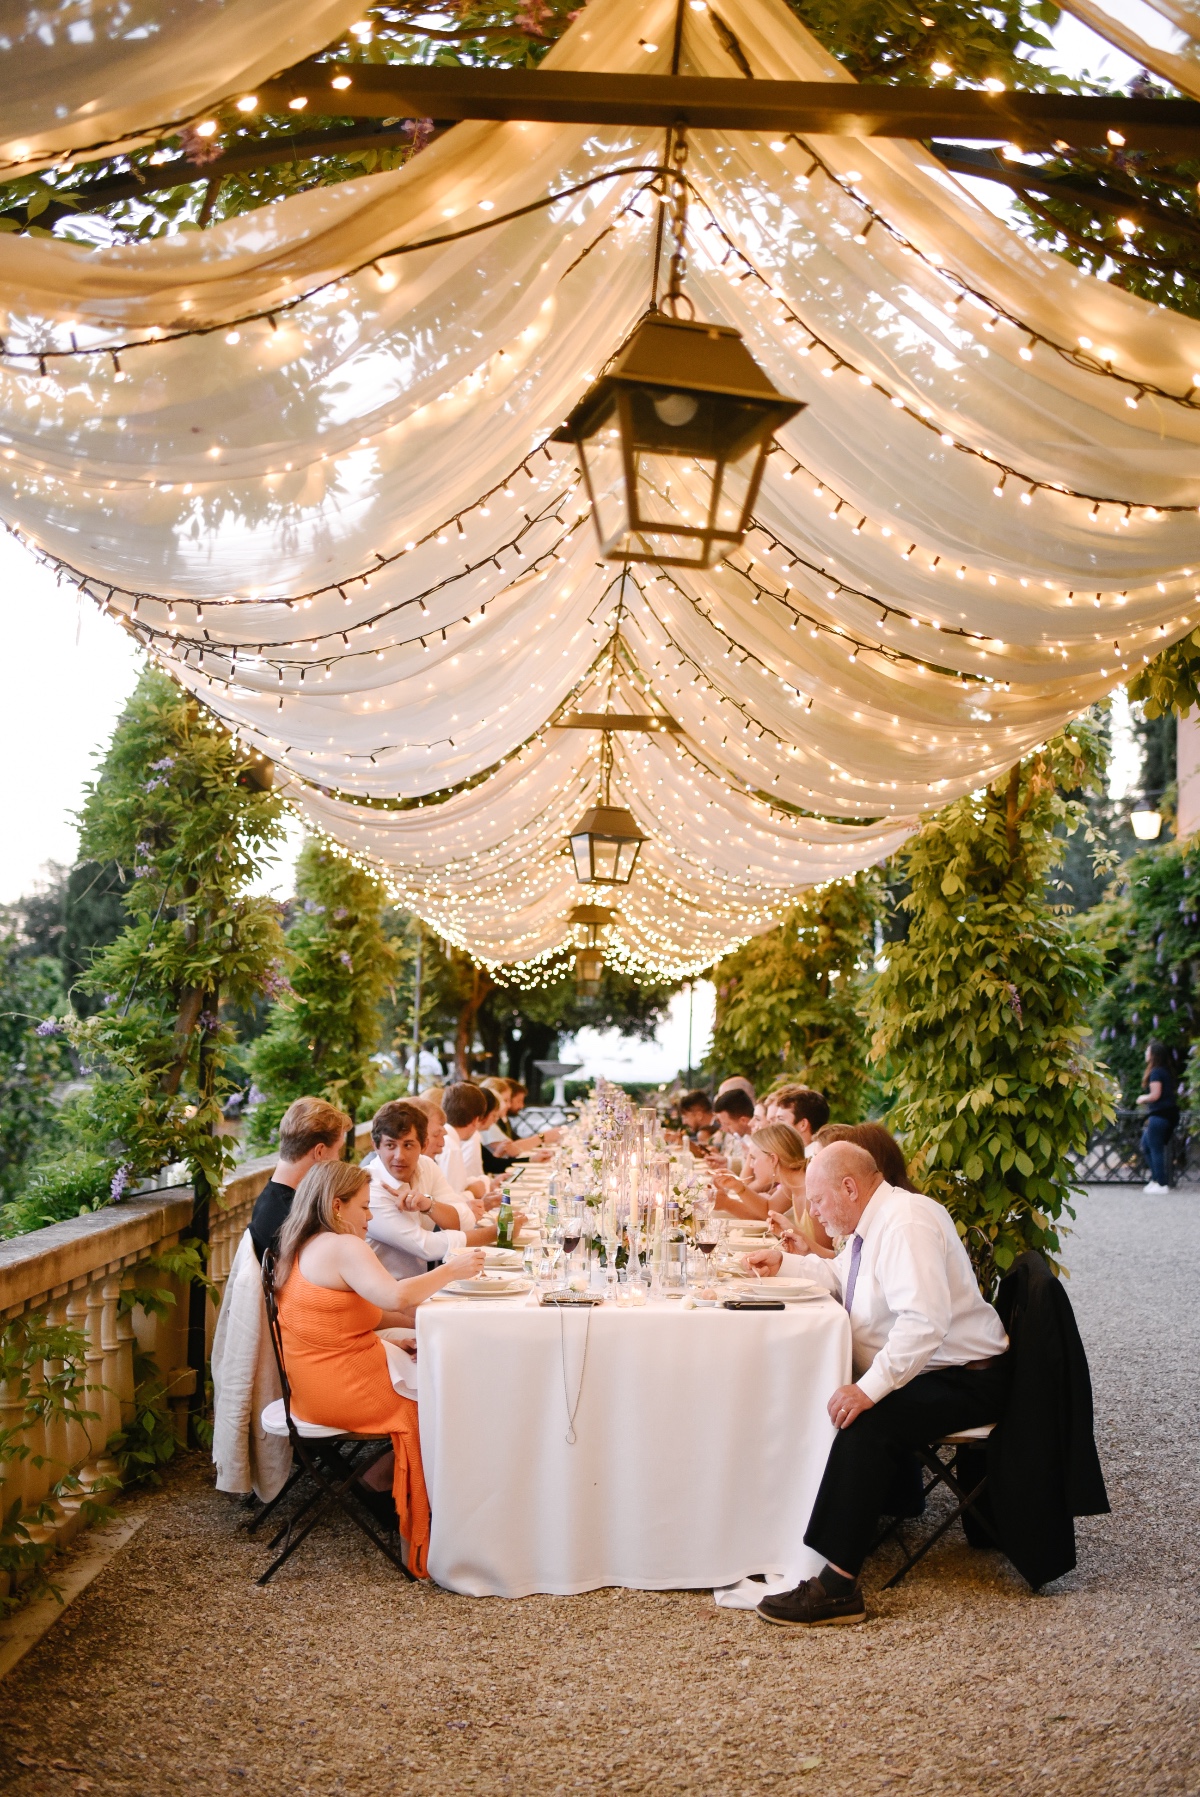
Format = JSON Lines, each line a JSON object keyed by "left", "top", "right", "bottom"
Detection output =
{"left": 367, "top": 1154, "right": 466, "bottom": 1277}
{"left": 435, "top": 1125, "right": 484, "bottom": 1228}
{"left": 437, "top": 1124, "right": 471, "bottom": 1192}
{"left": 782, "top": 1181, "right": 1008, "bottom": 1404}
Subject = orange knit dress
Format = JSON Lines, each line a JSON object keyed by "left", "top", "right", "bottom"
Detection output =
{"left": 277, "top": 1263, "right": 430, "bottom": 1578}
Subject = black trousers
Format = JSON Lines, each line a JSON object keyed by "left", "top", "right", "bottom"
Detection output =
{"left": 804, "top": 1358, "right": 1011, "bottom": 1576}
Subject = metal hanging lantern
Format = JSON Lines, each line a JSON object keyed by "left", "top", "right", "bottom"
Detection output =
{"left": 568, "top": 734, "right": 644, "bottom": 886}
{"left": 574, "top": 946, "right": 606, "bottom": 995}
{"left": 552, "top": 130, "right": 804, "bottom": 569}
{"left": 569, "top": 806, "right": 644, "bottom": 884}
{"left": 569, "top": 906, "right": 615, "bottom": 996}
{"left": 568, "top": 903, "right": 618, "bottom": 946}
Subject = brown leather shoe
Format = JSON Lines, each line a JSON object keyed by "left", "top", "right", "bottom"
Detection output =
{"left": 757, "top": 1576, "right": 866, "bottom": 1627}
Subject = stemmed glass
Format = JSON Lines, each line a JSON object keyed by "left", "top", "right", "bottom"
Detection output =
{"left": 695, "top": 1213, "right": 721, "bottom": 1269}
{"left": 561, "top": 1201, "right": 585, "bottom": 1289}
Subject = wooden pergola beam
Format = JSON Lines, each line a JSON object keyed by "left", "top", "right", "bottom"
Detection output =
{"left": 252, "top": 63, "right": 1200, "bottom": 151}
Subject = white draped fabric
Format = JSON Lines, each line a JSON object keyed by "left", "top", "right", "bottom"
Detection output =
{"left": 1059, "top": 0, "right": 1200, "bottom": 96}
{"left": 4, "top": 0, "right": 1200, "bottom": 969}
{"left": 0, "top": 0, "right": 368, "bottom": 173}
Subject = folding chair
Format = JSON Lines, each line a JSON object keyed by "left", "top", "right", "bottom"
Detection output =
{"left": 874, "top": 1424, "right": 1000, "bottom": 1589}
{"left": 255, "top": 1251, "right": 415, "bottom": 1586}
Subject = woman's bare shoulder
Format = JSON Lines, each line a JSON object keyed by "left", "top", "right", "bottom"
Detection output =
{"left": 298, "top": 1233, "right": 377, "bottom": 1287}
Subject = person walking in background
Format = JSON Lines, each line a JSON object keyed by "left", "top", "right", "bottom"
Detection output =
{"left": 1137, "top": 1042, "right": 1179, "bottom": 1194}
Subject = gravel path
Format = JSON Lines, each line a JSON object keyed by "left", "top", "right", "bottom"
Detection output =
{"left": 2, "top": 1188, "right": 1197, "bottom": 1796}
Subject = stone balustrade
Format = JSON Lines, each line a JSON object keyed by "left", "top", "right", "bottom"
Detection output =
{"left": 0, "top": 1126, "right": 371, "bottom": 1604}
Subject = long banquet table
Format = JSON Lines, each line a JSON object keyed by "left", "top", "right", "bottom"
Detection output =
{"left": 416, "top": 1288, "right": 851, "bottom": 1598}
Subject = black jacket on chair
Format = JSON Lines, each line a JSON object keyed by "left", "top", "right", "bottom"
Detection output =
{"left": 984, "top": 1250, "right": 1109, "bottom": 1589}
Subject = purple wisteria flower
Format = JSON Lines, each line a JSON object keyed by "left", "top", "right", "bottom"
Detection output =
{"left": 150, "top": 757, "right": 175, "bottom": 771}
{"left": 110, "top": 1163, "right": 133, "bottom": 1202}
{"left": 339, "top": 951, "right": 354, "bottom": 970}
{"left": 198, "top": 1010, "right": 221, "bottom": 1032}
{"left": 333, "top": 907, "right": 350, "bottom": 922}
{"left": 303, "top": 899, "right": 326, "bottom": 916}
{"left": 261, "top": 964, "right": 292, "bottom": 999}
{"left": 35, "top": 1018, "right": 64, "bottom": 1036}
{"left": 401, "top": 116, "right": 434, "bottom": 150}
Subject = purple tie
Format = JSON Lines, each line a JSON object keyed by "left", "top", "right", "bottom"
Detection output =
{"left": 843, "top": 1234, "right": 863, "bottom": 1314}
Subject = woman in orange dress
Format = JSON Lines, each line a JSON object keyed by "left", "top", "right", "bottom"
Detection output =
{"left": 274, "top": 1161, "right": 484, "bottom": 1577}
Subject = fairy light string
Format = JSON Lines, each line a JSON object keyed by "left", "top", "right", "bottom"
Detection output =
{"left": 0, "top": 162, "right": 668, "bottom": 371}
{"left": 767, "top": 139, "right": 1200, "bottom": 414}
{"left": 685, "top": 179, "right": 1200, "bottom": 517}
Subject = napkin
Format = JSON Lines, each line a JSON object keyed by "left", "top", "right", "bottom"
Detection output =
{"left": 377, "top": 1328, "right": 419, "bottom": 1398}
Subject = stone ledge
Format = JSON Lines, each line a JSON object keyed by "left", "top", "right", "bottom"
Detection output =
{"left": 0, "top": 1190, "right": 194, "bottom": 1316}
{"left": 0, "top": 1121, "right": 375, "bottom": 1317}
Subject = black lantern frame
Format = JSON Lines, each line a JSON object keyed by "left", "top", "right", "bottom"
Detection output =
{"left": 553, "top": 312, "right": 803, "bottom": 569}
{"left": 568, "top": 803, "right": 644, "bottom": 884}
{"left": 567, "top": 733, "right": 644, "bottom": 886}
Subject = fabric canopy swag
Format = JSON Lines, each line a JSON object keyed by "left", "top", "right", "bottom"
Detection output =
{"left": 2, "top": 0, "right": 1199, "bottom": 974}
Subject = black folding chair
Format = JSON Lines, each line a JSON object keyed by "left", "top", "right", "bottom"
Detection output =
{"left": 872, "top": 1424, "right": 1001, "bottom": 1588}
{"left": 255, "top": 1250, "right": 415, "bottom": 1586}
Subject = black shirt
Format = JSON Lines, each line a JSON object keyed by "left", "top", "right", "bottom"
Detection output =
{"left": 249, "top": 1177, "right": 296, "bottom": 1262}
{"left": 1146, "top": 1067, "right": 1178, "bottom": 1121}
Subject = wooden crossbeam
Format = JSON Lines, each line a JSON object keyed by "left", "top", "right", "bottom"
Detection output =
{"left": 553, "top": 713, "right": 680, "bottom": 731}
{"left": 253, "top": 63, "right": 1200, "bottom": 150}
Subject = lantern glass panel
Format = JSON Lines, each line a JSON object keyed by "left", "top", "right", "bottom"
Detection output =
{"left": 576, "top": 948, "right": 604, "bottom": 986}
{"left": 579, "top": 400, "right": 629, "bottom": 551}
{"left": 570, "top": 831, "right": 596, "bottom": 882}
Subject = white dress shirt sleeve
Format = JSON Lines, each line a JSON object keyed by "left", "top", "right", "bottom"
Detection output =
{"left": 779, "top": 1250, "right": 843, "bottom": 1296}
{"left": 856, "top": 1216, "right": 954, "bottom": 1404}
{"left": 368, "top": 1182, "right": 466, "bottom": 1262}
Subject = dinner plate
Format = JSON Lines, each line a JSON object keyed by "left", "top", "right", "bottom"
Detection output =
{"left": 718, "top": 1275, "right": 824, "bottom": 1300}
{"left": 443, "top": 1276, "right": 532, "bottom": 1297}
{"left": 729, "top": 1220, "right": 769, "bottom": 1236}
{"left": 482, "top": 1248, "right": 524, "bottom": 1269}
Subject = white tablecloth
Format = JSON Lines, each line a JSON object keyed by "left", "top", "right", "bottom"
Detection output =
{"left": 416, "top": 1295, "right": 851, "bottom": 1598}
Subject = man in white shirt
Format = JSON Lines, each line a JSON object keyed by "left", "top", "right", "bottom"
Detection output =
{"left": 746, "top": 1141, "right": 1010, "bottom": 1628}
{"left": 765, "top": 1085, "right": 830, "bottom": 1157}
{"left": 366, "top": 1100, "right": 497, "bottom": 1279}
{"left": 711, "top": 1087, "right": 755, "bottom": 1174}
{"left": 437, "top": 1083, "right": 495, "bottom": 1203}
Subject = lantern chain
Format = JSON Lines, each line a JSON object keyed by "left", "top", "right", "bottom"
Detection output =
{"left": 662, "top": 127, "right": 693, "bottom": 321}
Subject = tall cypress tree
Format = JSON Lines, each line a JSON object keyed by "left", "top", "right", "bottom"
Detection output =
{"left": 246, "top": 839, "right": 398, "bottom": 1149}
{"left": 5, "top": 668, "right": 286, "bottom": 1234}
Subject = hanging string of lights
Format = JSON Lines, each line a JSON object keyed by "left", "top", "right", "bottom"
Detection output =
{"left": 772, "top": 139, "right": 1200, "bottom": 414}
{"left": 133, "top": 500, "right": 585, "bottom": 672}
{"left": 0, "top": 163, "right": 666, "bottom": 371}
{"left": 687, "top": 182, "right": 1200, "bottom": 518}
{"left": 1, "top": 443, "right": 582, "bottom": 646}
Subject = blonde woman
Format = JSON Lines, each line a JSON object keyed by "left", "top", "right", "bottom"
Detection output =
{"left": 273, "top": 1161, "right": 484, "bottom": 1577}
{"left": 713, "top": 1123, "right": 835, "bottom": 1256}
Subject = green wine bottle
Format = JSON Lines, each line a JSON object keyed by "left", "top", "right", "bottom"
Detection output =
{"left": 496, "top": 1186, "right": 514, "bottom": 1250}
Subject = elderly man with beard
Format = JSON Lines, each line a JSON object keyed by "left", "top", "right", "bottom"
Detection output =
{"left": 744, "top": 1141, "right": 1010, "bottom": 1627}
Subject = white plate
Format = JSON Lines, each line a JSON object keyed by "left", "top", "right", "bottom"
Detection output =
{"left": 483, "top": 1248, "right": 524, "bottom": 1269}
{"left": 729, "top": 1220, "right": 769, "bottom": 1236}
{"left": 443, "top": 1277, "right": 531, "bottom": 1297}
{"left": 718, "top": 1275, "right": 824, "bottom": 1300}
